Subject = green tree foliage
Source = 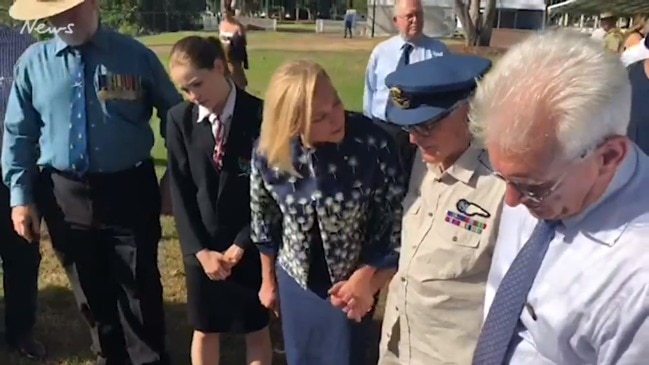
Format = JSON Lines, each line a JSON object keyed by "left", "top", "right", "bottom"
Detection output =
{"left": 104, "top": 0, "right": 205, "bottom": 34}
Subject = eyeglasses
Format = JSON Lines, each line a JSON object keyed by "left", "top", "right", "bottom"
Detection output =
{"left": 478, "top": 149, "right": 591, "bottom": 204}
{"left": 401, "top": 100, "right": 465, "bottom": 137}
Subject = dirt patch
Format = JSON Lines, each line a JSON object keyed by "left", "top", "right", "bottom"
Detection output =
{"left": 447, "top": 44, "right": 507, "bottom": 59}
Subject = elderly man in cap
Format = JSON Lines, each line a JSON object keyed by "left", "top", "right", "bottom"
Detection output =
{"left": 377, "top": 55, "right": 506, "bottom": 365}
{"left": 599, "top": 12, "right": 624, "bottom": 53}
{"left": 0, "top": 24, "right": 46, "bottom": 360}
{"left": 470, "top": 29, "right": 649, "bottom": 365}
{"left": 3, "top": 0, "right": 182, "bottom": 364}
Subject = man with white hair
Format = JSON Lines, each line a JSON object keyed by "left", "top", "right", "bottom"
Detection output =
{"left": 363, "top": 0, "right": 448, "bottom": 177}
{"left": 469, "top": 29, "right": 649, "bottom": 364}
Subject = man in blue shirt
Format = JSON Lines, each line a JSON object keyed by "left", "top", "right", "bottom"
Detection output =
{"left": 4, "top": 0, "right": 183, "bottom": 364}
{"left": 0, "top": 24, "right": 47, "bottom": 361}
{"left": 363, "top": 0, "right": 448, "bottom": 178}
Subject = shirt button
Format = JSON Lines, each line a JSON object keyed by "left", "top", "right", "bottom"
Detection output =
{"left": 95, "top": 147, "right": 100, "bottom": 151}
{"left": 452, "top": 236, "right": 458, "bottom": 242}
{"left": 91, "top": 124, "right": 95, "bottom": 128}
{"left": 428, "top": 212, "right": 433, "bottom": 217}
{"left": 400, "top": 276, "right": 406, "bottom": 282}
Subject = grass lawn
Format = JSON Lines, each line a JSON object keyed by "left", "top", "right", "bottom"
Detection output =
{"left": 0, "top": 31, "right": 382, "bottom": 365}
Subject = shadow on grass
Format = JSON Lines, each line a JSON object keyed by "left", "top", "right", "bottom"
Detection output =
{"left": 0, "top": 285, "right": 382, "bottom": 364}
{"left": 154, "top": 158, "right": 167, "bottom": 168}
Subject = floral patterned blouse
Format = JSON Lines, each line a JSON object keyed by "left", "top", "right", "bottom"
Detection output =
{"left": 250, "top": 113, "right": 406, "bottom": 288}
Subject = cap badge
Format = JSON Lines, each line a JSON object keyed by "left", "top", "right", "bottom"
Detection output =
{"left": 390, "top": 87, "right": 410, "bottom": 109}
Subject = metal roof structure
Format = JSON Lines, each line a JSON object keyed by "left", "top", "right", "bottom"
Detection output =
{"left": 548, "top": 0, "right": 649, "bottom": 16}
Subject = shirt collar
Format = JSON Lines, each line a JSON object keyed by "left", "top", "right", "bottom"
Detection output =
{"left": 55, "top": 23, "right": 109, "bottom": 55}
{"left": 560, "top": 144, "right": 638, "bottom": 243}
{"left": 428, "top": 144, "right": 482, "bottom": 185}
{"left": 399, "top": 33, "right": 426, "bottom": 48}
{"left": 197, "top": 82, "right": 237, "bottom": 123}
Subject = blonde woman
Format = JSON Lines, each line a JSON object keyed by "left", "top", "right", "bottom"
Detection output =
{"left": 250, "top": 60, "right": 405, "bottom": 365}
{"left": 624, "top": 14, "right": 649, "bottom": 50}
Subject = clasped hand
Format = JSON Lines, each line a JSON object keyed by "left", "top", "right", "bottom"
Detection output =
{"left": 328, "top": 270, "right": 375, "bottom": 322}
{"left": 197, "top": 244, "right": 244, "bottom": 281}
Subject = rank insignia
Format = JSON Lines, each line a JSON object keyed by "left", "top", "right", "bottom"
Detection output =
{"left": 445, "top": 210, "right": 487, "bottom": 234}
{"left": 456, "top": 198, "right": 491, "bottom": 218}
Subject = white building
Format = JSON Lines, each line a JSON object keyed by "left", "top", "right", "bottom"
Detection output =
{"left": 366, "top": 0, "right": 547, "bottom": 37}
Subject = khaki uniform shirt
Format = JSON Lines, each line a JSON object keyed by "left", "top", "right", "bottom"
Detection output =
{"left": 603, "top": 28, "right": 624, "bottom": 53}
{"left": 378, "top": 146, "right": 506, "bottom": 365}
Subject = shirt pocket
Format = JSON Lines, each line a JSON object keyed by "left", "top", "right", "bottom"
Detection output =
{"left": 96, "top": 71, "right": 148, "bottom": 124}
{"left": 415, "top": 219, "right": 485, "bottom": 280}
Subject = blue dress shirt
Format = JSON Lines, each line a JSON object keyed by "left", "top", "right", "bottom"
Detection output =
{"left": 2, "top": 25, "right": 182, "bottom": 207}
{"left": 363, "top": 35, "right": 448, "bottom": 121}
{"left": 250, "top": 113, "right": 406, "bottom": 288}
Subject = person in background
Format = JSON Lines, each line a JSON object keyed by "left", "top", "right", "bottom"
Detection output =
{"left": 343, "top": 9, "right": 356, "bottom": 38}
{"left": 621, "top": 19, "right": 649, "bottom": 66}
{"left": 624, "top": 14, "right": 648, "bottom": 50}
{"left": 600, "top": 12, "right": 624, "bottom": 53}
{"left": 3, "top": 0, "right": 182, "bottom": 364}
{"left": 166, "top": 35, "right": 272, "bottom": 365}
{"left": 627, "top": 36, "right": 649, "bottom": 155}
{"left": 470, "top": 29, "right": 649, "bottom": 365}
{"left": 378, "top": 55, "right": 506, "bottom": 365}
{"left": 251, "top": 59, "right": 405, "bottom": 365}
{"left": 219, "top": 4, "right": 248, "bottom": 90}
{"left": 0, "top": 24, "right": 46, "bottom": 361}
{"left": 363, "top": 0, "right": 448, "bottom": 179}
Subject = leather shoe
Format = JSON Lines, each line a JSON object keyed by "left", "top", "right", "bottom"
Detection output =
{"left": 10, "top": 336, "right": 47, "bottom": 360}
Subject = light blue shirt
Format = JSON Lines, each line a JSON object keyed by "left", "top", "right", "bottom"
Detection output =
{"left": 363, "top": 35, "right": 448, "bottom": 121}
{"left": 485, "top": 144, "right": 649, "bottom": 364}
{"left": 2, "top": 25, "right": 182, "bottom": 207}
{"left": 344, "top": 12, "right": 355, "bottom": 25}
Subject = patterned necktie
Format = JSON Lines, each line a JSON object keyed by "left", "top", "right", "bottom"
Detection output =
{"left": 69, "top": 48, "right": 89, "bottom": 174}
{"left": 472, "top": 219, "right": 559, "bottom": 365}
{"left": 397, "top": 43, "right": 414, "bottom": 69}
{"left": 212, "top": 117, "right": 227, "bottom": 169}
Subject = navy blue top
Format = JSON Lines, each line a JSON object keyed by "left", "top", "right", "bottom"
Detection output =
{"left": 250, "top": 112, "right": 406, "bottom": 289}
{"left": 628, "top": 61, "right": 649, "bottom": 155}
{"left": 2, "top": 25, "right": 182, "bottom": 206}
{"left": 0, "top": 26, "right": 35, "bottom": 145}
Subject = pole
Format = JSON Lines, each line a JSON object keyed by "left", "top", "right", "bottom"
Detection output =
{"left": 371, "top": 0, "right": 376, "bottom": 37}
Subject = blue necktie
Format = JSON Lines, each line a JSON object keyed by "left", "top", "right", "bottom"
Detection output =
{"left": 472, "top": 219, "right": 559, "bottom": 365}
{"left": 69, "top": 48, "right": 89, "bottom": 174}
{"left": 397, "top": 43, "right": 413, "bottom": 69}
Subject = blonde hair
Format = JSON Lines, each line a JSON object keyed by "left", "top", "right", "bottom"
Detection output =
{"left": 257, "top": 60, "right": 328, "bottom": 175}
{"left": 629, "top": 14, "right": 649, "bottom": 34}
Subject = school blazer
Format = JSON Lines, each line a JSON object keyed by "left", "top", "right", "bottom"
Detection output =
{"left": 166, "top": 89, "right": 262, "bottom": 265}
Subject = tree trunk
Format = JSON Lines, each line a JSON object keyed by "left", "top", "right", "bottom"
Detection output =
{"left": 453, "top": 0, "right": 497, "bottom": 47}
